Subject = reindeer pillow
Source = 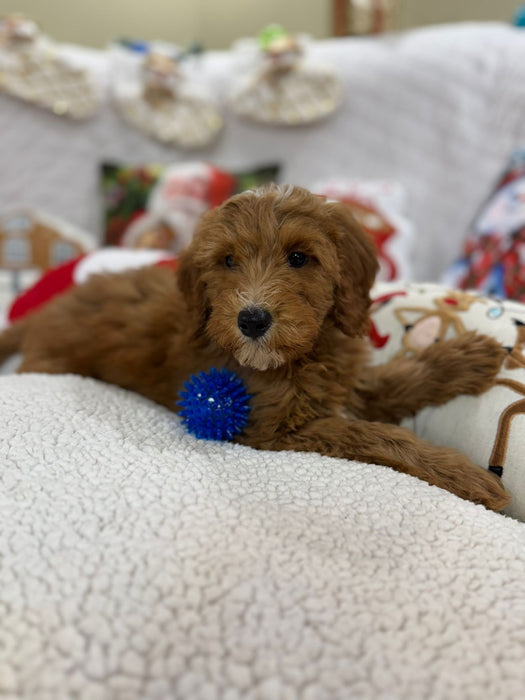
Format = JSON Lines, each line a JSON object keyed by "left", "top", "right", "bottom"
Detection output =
{"left": 370, "top": 281, "right": 525, "bottom": 522}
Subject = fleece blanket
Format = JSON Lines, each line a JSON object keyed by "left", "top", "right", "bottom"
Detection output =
{"left": 2, "top": 374, "right": 525, "bottom": 700}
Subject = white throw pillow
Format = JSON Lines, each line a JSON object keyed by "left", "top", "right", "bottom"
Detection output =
{"left": 370, "top": 281, "right": 525, "bottom": 522}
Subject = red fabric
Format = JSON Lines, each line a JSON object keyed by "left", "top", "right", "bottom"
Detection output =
{"left": 368, "top": 319, "right": 390, "bottom": 349}
{"left": 206, "top": 166, "right": 237, "bottom": 208}
{"left": 8, "top": 256, "right": 83, "bottom": 322}
{"left": 368, "top": 290, "right": 408, "bottom": 348}
{"left": 154, "top": 258, "right": 178, "bottom": 271}
{"left": 8, "top": 255, "right": 179, "bottom": 323}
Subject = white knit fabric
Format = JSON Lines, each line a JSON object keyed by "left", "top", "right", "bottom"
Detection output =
{"left": 1, "top": 23, "right": 525, "bottom": 281}
{"left": 1, "top": 373, "right": 525, "bottom": 699}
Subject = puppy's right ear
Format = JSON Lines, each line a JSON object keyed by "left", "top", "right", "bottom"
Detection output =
{"left": 177, "top": 242, "right": 207, "bottom": 325}
{"left": 325, "top": 200, "right": 379, "bottom": 337}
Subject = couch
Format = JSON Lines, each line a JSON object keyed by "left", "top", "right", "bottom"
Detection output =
{"left": 1, "top": 22, "right": 525, "bottom": 700}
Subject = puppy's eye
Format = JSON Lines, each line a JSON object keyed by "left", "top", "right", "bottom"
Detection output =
{"left": 287, "top": 251, "right": 309, "bottom": 268}
{"left": 224, "top": 255, "right": 235, "bottom": 269}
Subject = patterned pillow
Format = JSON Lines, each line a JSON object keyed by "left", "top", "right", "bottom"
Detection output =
{"left": 370, "top": 280, "right": 525, "bottom": 522}
{"left": 311, "top": 180, "right": 414, "bottom": 281}
{"left": 101, "top": 161, "right": 280, "bottom": 251}
{"left": 443, "top": 149, "right": 525, "bottom": 302}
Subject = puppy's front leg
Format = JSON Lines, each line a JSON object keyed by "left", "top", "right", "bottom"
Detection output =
{"left": 247, "top": 416, "right": 510, "bottom": 512}
{"left": 357, "top": 332, "right": 506, "bottom": 423}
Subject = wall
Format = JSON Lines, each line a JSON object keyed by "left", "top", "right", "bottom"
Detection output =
{"left": 0, "top": 0, "right": 331, "bottom": 49}
{"left": 0, "top": 0, "right": 521, "bottom": 49}
{"left": 398, "top": 0, "right": 521, "bottom": 30}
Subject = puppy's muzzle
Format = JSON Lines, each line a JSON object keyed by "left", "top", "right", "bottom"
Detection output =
{"left": 237, "top": 307, "right": 272, "bottom": 340}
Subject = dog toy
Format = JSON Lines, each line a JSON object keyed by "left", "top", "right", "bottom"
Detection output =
{"left": 177, "top": 368, "right": 251, "bottom": 440}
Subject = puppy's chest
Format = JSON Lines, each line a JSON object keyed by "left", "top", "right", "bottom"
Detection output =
{"left": 240, "top": 360, "right": 351, "bottom": 435}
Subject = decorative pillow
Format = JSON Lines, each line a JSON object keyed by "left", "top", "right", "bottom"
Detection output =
{"left": 7, "top": 248, "right": 177, "bottom": 322}
{"left": 0, "top": 207, "right": 95, "bottom": 273}
{"left": 443, "top": 149, "right": 525, "bottom": 302}
{"left": 311, "top": 180, "right": 414, "bottom": 281}
{"left": 370, "top": 280, "right": 525, "bottom": 522}
{"left": 101, "top": 161, "right": 280, "bottom": 250}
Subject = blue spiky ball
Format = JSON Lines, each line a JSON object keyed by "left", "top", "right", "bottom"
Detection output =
{"left": 177, "top": 368, "right": 251, "bottom": 441}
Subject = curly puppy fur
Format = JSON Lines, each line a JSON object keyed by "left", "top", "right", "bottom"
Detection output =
{"left": 0, "top": 185, "right": 510, "bottom": 511}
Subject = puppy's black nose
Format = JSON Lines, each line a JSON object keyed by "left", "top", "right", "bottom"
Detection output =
{"left": 237, "top": 307, "right": 272, "bottom": 339}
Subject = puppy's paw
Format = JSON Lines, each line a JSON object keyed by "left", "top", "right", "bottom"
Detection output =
{"left": 421, "top": 331, "right": 505, "bottom": 396}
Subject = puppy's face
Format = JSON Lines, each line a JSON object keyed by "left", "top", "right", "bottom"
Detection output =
{"left": 178, "top": 185, "right": 378, "bottom": 371}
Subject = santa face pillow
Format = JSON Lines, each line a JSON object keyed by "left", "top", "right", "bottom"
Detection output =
{"left": 311, "top": 180, "right": 414, "bottom": 282}
{"left": 101, "top": 161, "right": 280, "bottom": 252}
{"left": 120, "top": 162, "right": 236, "bottom": 253}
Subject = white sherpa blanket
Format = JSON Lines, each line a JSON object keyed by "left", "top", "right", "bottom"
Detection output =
{"left": 2, "top": 374, "right": 525, "bottom": 700}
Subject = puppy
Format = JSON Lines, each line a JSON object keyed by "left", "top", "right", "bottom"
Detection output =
{"left": 0, "top": 185, "right": 510, "bottom": 511}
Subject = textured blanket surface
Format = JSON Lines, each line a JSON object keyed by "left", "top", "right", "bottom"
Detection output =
{"left": 2, "top": 374, "right": 525, "bottom": 700}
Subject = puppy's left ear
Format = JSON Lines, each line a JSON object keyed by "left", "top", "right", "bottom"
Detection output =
{"left": 326, "top": 200, "right": 379, "bottom": 337}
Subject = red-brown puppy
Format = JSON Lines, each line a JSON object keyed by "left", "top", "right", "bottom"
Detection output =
{"left": 0, "top": 185, "right": 510, "bottom": 511}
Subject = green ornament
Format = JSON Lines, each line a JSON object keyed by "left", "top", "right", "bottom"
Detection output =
{"left": 258, "top": 24, "right": 288, "bottom": 50}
